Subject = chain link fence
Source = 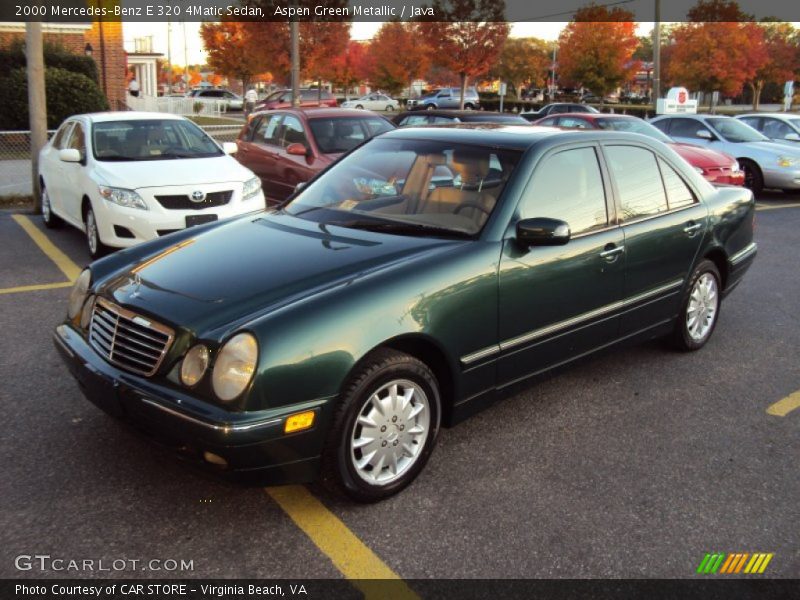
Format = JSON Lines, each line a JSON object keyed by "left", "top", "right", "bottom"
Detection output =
{"left": 0, "top": 125, "right": 244, "bottom": 197}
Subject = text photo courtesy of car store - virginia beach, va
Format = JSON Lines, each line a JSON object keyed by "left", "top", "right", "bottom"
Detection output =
{"left": 1, "top": 0, "right": 799, "bottom": 599}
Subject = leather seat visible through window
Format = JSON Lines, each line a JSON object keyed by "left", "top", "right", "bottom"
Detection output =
{"left": 424, "top": 149, "right": 497, "bottom": 228}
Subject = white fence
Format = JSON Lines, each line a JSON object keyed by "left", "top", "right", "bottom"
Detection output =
{"left": 126, "top": 94, "right": 231, "bottom": 117}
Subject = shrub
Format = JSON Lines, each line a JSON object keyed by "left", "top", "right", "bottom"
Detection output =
{"left": 0, "top": 40, "right": 98, "bottom": 83}
{"left": 0, "top": 67, "right": 109, "bottom": 130}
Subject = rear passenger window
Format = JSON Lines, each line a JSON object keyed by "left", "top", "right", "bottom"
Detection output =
{"left": 256, "top": 114, "right": 282, "bottom": 145}
{"left": 606, "top": 145, "right": 667, "bottom": 221}
{"left": 658, "top": 158, "right": 695, "bottom": 210}
{"left": 522, "top": 147, "right": 608, "bottom": 235}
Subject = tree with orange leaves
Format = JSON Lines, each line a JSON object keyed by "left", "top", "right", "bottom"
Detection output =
{"left": 419, "top": 1, "right": 510, "bottom": 109}
{"left": 324, "top": 40, "right": 370, "bottom": 96}
{"left": 747, "top": 22, "right": 797, "bottom": 109}
{"left": 200, "top": 21, "right": 266, "bottom": 90}
{"left": 557, "top": 5, "right": 639, "bottom": 98}
{"left": 366, "top": 22, "right": 431, "bottom": 97}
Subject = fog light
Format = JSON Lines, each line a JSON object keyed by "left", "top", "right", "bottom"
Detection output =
{"left": 203, "top": 451, "right": 228, "bottom": 467}
{"left": 284, "top": 410, "right": 315, "bottom": 434}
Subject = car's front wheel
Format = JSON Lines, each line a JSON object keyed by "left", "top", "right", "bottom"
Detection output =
{"left": 84, "top": 205, "right": 110, "bottom": 259}
{"left": 41, "top": 184, "right": 62, "bottom": 229}
{"left": 355, "top": 104, "right": 364, "bottom": 109}
{"left": 672, "top": 259, "right": 721, "bottom": 351}
{"left": 385, "top": 105, "right": 394, "bottom": 112}
{"left": 321, "top": 349, "right": 441, "bottom": 502}
{"left": 739, "top": 159, "right": 763, "bottom": 195}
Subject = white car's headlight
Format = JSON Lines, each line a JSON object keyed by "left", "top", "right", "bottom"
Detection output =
{"left": 181, "top": 344, "right": 210, "bottom": 387}
{"left": 98, "top": 185, "right": 148, "bottom": 210}
{"left": 212, "top": 333, "right": 258, "bottom": 401}
{"left": 68, "top": 269, "right": 91, "bottom": 320}
{"left": 777, "top": 156, "right": 800, "bottom": 168}
{"left": 731, "top": 161, "right": 740, "bottom": 172}
{"left": 242, "top": 177, "right": 262, "bottom": 201}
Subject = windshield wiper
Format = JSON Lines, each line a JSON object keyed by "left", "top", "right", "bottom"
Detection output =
{"left": 337, "top": 219, "right": 472, "bottom": 239}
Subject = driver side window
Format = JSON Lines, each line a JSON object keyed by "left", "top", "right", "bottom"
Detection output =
{"left": 66, "top": 122, "right": 86, "bottom": 160}
{"left": 520, "top": 147, "right": 609, "bottom": 235}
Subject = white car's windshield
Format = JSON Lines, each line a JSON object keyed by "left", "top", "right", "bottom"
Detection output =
{"left": 706, "top": 118, "right": 769, "bottom": 143}
{"left": 92, "top": 119, "right": 223, "bottom": 161}
{"left": 595, "top": 117, "right": 672, "bottom": 143}
{"left": 285, "top": 138, "right": 521, "bottom": 237}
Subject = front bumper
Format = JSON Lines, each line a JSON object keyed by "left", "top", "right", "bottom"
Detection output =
{"left": 53, "top": 323, "right": 334, "bottom": 484}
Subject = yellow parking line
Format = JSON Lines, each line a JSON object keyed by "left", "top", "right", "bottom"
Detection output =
{"left": 11, "top": 214, "right": 82, "bottom": 281}
{"left": 766, "top": 390, "right": 800, "bottom": 417}
{"left": 756, "top": 202, "right": 800, "bottom": 211}
{"left": 0, "top": 281, "right": 72, "bottom": 295}
{"left": 266, "top": 486, "right": 419, "bottom": 599}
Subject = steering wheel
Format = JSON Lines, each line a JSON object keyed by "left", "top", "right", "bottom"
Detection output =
{"left": 453, "top": 201, "right": 491, "bottom": 217}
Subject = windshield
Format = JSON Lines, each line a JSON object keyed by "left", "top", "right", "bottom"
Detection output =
{"left": 595, "top": 117, "right": 672, "bottom": 143}
{"left": 92, "top": 119, "right": 223, "bottom": 161}
{"left": 788, "top": 119, "right": 800, "bottom": 130}
{"left": 308, "top": 117, "right": 394, "bottom": 154}
{"left": 706, "top": 118, "right": 769, "bottom": 143}
{"left": 284, "top": 138, "right": 521, "bottom": 236}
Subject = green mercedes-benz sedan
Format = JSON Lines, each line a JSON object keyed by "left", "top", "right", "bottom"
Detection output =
{"left": 54, "top": 125, "right": 757, "bottom": 501}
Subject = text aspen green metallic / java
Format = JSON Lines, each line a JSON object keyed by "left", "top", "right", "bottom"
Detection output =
{"left": 54, "top": 125, "right": 756, "bottom": 501}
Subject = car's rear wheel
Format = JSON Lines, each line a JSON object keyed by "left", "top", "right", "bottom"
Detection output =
{"left": 672, "top": 259, "right": 721, "bottom": 351}
{"left": 739, "top": 159, "right": 763, "bottom": 195}
{"left": 321, "top": 349, "right": 440, "bottom": 502}
{"left": 84, "top": 205, "right": 110, "bottom": 260}
{"left": 41, "top": 184, "right": 62, "bottom": 229}
{"left": 425, "top": 104, "right": 436, "bottom": 111}
{"left": 355, "top": 104, "right": 364, "bottom": 109}
{"left": 385, "top": 105, "right": 394, "bottom": 112}
{"left": 464, "top": 103, "right": 474, "bottom": 110}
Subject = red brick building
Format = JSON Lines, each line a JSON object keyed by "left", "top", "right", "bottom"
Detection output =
{"left": 0, "top": 22, "right": 127, "bottom": 109}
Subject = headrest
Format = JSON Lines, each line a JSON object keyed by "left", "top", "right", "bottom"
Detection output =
{"left": 450, "top": 148, "right": 490, "bottom": 182}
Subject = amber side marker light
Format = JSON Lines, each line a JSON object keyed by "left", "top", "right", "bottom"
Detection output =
{"left": 285, "top": 411, "right": 315, "bottom": 434}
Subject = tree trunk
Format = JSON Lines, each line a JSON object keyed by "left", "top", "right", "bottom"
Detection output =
{"left": 459, "top": 73, "right": 468, "bottom": 109}
{"left": 751, "top": 81, "right": 763, "bottom": 111}
{"left": 26, "top": 22, "right": 47, "bottom": 213}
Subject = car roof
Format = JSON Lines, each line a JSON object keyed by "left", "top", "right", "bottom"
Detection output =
{"left": 398, "top": 110, "right": 512, "bottom": 118}
{"left": 251, "top": 107, "right": 384, "bottom": 119}
{"left": 541, "top": 113, "right": 636, "bottom": 121}
{"left": 652, "top": 114, "right": 727, "bottom": 121}
{"left": 380, "top": 123, "right": 636, "bottom": 150}
{"left": 77, "top": 112, "right": 188, "bottom": 123}
{"left": 736, "top": 113, "right": 796, "bottom": 119}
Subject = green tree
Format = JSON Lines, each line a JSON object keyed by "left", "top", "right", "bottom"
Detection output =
{"left": 491, "top": 37, "right": 551, "bottom": 97}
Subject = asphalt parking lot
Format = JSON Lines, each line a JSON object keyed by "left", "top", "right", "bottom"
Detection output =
{"left": 1, "top": 193, "right": 798, "bottom": 586}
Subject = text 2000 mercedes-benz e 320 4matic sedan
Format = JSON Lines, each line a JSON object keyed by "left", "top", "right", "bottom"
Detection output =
{"left": 54, "top": 125, "right": 756, "bottom": 502}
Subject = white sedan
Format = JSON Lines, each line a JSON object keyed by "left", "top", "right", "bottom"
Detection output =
{"left": 341, "top": 94, "right": 399, "bottom": 112}
{"left": 38, "top": 112, "right": 265, "bottom": 258}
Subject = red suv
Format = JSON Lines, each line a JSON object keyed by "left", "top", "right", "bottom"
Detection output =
{"left": 255, "top": 89, "right": 338, "bottom": 111}
{"left": 235, "top": 108, "right": 394, "bottom": 204}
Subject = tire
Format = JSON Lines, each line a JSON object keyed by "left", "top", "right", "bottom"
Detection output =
{"left": 425, "top": 104, "right": 436, "bottom": 111}
{"left": 355, "top": 104, "right": 364, "bottom": 109}
{"left": 385, "top": 105, "right": 394, "bottom": 112}
{"left": 464, "top": 103, "right": 474, "bottom": 110}
{"left": 672, "top": 259, "right": 722, "bottom": 351}
{"left": 41, "top": 184, "right": 62, "bottom": 229}
{"left": 320, "top": 349, "right": 441, "bottom": 502}
{"left": 739, "top": 159, "right": 763, "bottom": 195}
{"left": 84, "top": 204, "right": 110, "bottom": 260}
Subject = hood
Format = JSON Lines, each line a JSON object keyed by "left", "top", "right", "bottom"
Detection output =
{"left": 92, "top": 155, "right": 255, "bottom": 190}
{"left": 669, "top": 142, "right": 736, "bottom": 168}
{"left": 100, "top": 213, "right": 462, "bottom": 334}
{"left": 731, "top": 141, "right": 800, "bottom": 158}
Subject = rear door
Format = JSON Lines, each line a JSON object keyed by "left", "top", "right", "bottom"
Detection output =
{"left": 497, "top": 144, "right": 625, "bottom": 386}
{"left": 602, "top": 143, "right": 707, "bottom": 336}
{"left": 236, "top": 112, "right": 285, "bottom": 202}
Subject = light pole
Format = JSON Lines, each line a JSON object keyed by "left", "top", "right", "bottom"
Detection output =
{"left": 550, "top": 43, "right": 558, "bottom": 99}
{"left": 652, "top": 0, "right": 661, "bottom": 109}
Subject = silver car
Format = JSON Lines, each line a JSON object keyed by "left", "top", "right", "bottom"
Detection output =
{"left": 650, "top": 114, "right": 800, "bottom": 193}
{"left": 735, "top": 113, "right": 800, "bottom": 147}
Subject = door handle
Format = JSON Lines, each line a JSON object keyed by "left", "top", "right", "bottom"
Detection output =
{"left": 683, "top": 222, "right": 703, "bottom": 236}
{"left": 599, "top": 244, "right": 624, "bottom": 261}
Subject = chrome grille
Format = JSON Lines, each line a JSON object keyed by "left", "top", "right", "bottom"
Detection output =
{"left": 89, "top": 298, "right": 174, "bottom": 376}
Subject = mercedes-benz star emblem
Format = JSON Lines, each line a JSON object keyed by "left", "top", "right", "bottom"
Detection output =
{"left": 191, "top": 190, "right": 206, "bottom": 203}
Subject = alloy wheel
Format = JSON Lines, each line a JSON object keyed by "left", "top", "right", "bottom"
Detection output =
{"left": 686, "top": 273, "right": 719, "bottom": 341}
{"left": 86, "top": 209, "right": 98, "bottom": 255}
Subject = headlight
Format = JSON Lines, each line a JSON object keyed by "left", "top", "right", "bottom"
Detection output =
{"left": 731, "top": 161, "right": 741, "bottom": 172}
{"left": 242, "top": 177, "right": 262, "bottom": 201}
{"left": 68, "top": 269, "right": 91, "bottom": 320}
{"left": 98, "top": 185, "right": 148, "bottom": 210}
{"left": 181, "top": 344, "right": 210, "bottom": 387}
{"left": 777, "top": 156, "right": 800, "bottom": 168}
{"left": 212, "top": 333, "right": 258, "bottom": 401}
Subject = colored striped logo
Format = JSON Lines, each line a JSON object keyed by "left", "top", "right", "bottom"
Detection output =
{"left": 696, "top": 552, "right": 774, "bottom": 574}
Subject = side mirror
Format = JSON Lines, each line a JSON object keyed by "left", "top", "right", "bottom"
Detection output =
{"left": 516, "top": 217, "right": 571, "bottom": 247}
{"left": 222, "top": 142, "right": 238, "bottom": 155}
{"left": 696, "top": 129, "right": 714, "bottom": 140}
{"left": 286, "top": 142, "right": 310, "bottom": 157}
{"left": 784, "top": 132, "right": 800, "bottom": 142}
{"left": 59, "top": 148, "right": 82, "bottom": 163}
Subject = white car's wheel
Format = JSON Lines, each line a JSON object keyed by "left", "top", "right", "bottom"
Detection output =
{"left": 355, "top": 104, "right": 364, "bottom": 110}
{"left": 84, "top": 205, "right": 110, "bottom": 259}
{"left": 386, "top": 105, "right": 395, "bottom": 112}
{"left": 41, "top": 185, "right": 62, "bottom": 229}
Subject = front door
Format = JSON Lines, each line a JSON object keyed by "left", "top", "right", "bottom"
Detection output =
{"left": 602, "top": 144, "right": 707, "bottom": 335}
{"left": 498, "top": 144, "right": 625, "bottom": 387}
{"left": 60, "top": 121, "right": 88, "bottom": 224}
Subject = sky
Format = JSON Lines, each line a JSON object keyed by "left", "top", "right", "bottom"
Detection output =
{"left": 123, "top": 21, "right": 657, "bottom": 67}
